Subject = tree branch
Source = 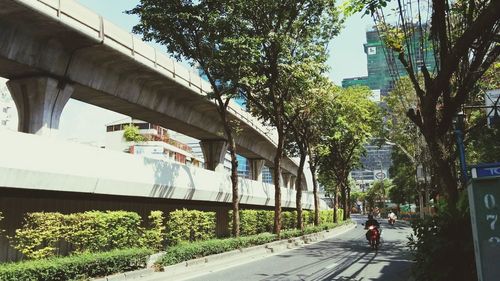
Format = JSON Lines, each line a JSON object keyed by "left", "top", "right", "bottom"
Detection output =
{"left": 434, "top": 0, "right": 500, "bottom": 93}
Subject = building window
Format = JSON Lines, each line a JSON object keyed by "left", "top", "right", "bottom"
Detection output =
{"left": 136, "top": 123, "right": 150, "bottom": 130}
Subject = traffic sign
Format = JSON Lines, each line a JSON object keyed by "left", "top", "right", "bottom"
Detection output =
{"left": 471, "top": 163, "right": 500, "bottom": 179}
{"left": 375, "top": 171, "right": 386, "bottom": 180}
{"left": 468, "top": 169, "right": 500, "bottom": 281}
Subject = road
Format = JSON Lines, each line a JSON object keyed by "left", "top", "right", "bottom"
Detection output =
{"left": 184, "top": 214, "right": 414, "bottom": 281}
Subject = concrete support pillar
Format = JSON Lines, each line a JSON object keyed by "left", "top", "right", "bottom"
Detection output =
{"left": 7, "top": 77, "right": 73, "bottom": 136}
{"left": 290, "top": 175, "right": 296, "bottom": 190}
{"left": 249, "top": 159, "right": 265, "bottom": 181}
{"left": 200, "top": 140, "right": 228, "bottom": 172}
{"left": 282, "top": 173, "right": 291, "bottom": 189}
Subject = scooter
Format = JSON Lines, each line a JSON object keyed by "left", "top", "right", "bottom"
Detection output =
{"left": 366, "top": 225, "right": 380, "bottom": 250}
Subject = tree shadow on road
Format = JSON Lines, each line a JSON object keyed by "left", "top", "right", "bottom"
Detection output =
{"left": 259, "top": 229, "right": 414, "bottom": 281}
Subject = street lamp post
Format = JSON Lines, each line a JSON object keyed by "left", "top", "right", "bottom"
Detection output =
{"left": 453, "top": 111, "right": 468, "bottom": 186}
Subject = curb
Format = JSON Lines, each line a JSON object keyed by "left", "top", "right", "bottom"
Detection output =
{"left": 93, "top": 222, "right": 355, "bottom": 281}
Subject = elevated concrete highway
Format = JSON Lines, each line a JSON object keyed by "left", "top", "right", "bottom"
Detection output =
{"left": 0, "top": 0, "right": 301, "bottom": 180}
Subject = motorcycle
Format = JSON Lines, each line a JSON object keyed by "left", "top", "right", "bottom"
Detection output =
{"left": 366, "top": 225, "right": 380, "bottom": 250}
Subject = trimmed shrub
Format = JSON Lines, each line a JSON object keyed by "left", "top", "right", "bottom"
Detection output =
{"left": 281, "top": 211, "right": 297, "bottom": 230}
{"left": 140, "top": 211, "right": 166, "bottom": 251}
{"left": 408, "top": 205, "right": 476, "bottom": 281}
{"left": 239, "top": 210, "right": 259, "bottom": 236}
{"left": 337, "top": 209, "right": 344, "bottom": 223}
{"left": 302, "top": 210, "right": 314, "bottom": 227}
{"left": 64, "top": 211, "right": 142, "bottom": 253}
{"left": 102, "top": 211, "right": 142, "bottom": 250}
{"left": 231, "top": 210, "right": 341, "bottom": 236}
{"left": 166, "top": 209, "right": 215, "bottom": 245}
{"left": 0, "top": 248, "right": 152, "bottom": 281}
{"left": 159, "top": 232, "right": 276, "bottom": 266}
{"left": 255, "top": 210, "right": 274, "bottom": 233}
{"left": 11, "top": 210, "right": 163, "bottom": 259}
{"left": 10, "top": 212, "right": 65, "bottom": 259}
{"left": 320, "top": 210, "right": 334, "bottom": 224}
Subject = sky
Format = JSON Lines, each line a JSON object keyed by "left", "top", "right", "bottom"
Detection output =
{"left": 3, "top": 0, "right": 373, "bottom": 145}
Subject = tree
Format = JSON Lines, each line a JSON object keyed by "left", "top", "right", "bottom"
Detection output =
{"left": 388, "top": 149, "right": 420, "bottom": 212}
{"left": 384, "top": 77, "right": 434, "bottom": 214}
{"left": 123, "top": 124, "right": 147, "bottom": 142}
{"left": 127, "top": 1, "right": 254, "bottom": 237}
{"left": 234, "top": 0, "right": 342, "bottom": 236}
{"left": 463, "top": 61, "right": 500, "bottom": 164}
{"left": 346, "top": 0, "right": 500, "bottom": 208}
{"left": 286, "top": 72, "right": 332, "bottom": 228}
{"left": 318, "top": 86, "right": 380, "bottom": 221}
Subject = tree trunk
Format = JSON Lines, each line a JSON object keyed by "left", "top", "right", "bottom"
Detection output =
{"left": 310, "top": 163, "right": 320, "bottom": 226}
{"left": 273, "top": 129, "right": 285, "bottom": 237}
{"left": 339, "top": 181, "right": 347, "bottom": 221}
{"left": 295, "top": 149, "right": 306, "bottom": 231}
{"left": 425, "top": 134, "right": 459, "bottom": 208}
{"left": 333, "top": 190, "right": 338, "bottom": 223}
{"left": 346, "top": 184, "right": 351, "bottom": 219}
{"left": 220, "top": 109, "right": 240, "bottom": 237}
{"left": 228, "top": 134, "right": 240, "bottom": 237}
{"left": 343, "top": 183, "right": 349, "bottom": 221}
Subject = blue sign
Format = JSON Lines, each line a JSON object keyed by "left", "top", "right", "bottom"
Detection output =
{"left": 471, "top": 163, "right": 500, "bottom": 179}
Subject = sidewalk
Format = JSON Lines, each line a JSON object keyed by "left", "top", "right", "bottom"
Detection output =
{"left": 93, "top": 222, "right": 356, "bottom": 281}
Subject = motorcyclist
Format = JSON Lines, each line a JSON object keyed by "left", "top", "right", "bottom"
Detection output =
{"left": 388, "top": 211, "right": 397, "bottom": 224}
{"left": 364, "top": 214, "right": 381, "bottom": 244}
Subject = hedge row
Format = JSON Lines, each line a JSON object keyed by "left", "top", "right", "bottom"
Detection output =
{"left": 229, "top": 209, "right": 343, "bottom": 236}
{"left": 166, "top": 209, "right": 215, "bottom": 245}
{"left": 11, "top": 211, "right": 165, "bottom": 259}
{"left": 10, "top": 208, "right": 344, "bottom": 260}
{"left": 0, "top": 248, "right": 152, "bottom": 281}
{"left": 160, "top": 232, "right": 276, "bottom": 266}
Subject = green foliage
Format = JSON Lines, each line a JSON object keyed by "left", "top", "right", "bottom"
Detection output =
{"left": 319, "top": 210, "right": 334, "bottom": 224}
{"left": 11, "top": 212, "right": 65, "bottom": 259}
{"left": 230, "top": 210, "right": 333, "bottom": 236}
{"left": 140, "top": 211, "right": 166, "bottom": 251}
{"left": 0, "top": 248, "right": 152, "bottom": 281}
{"left": 302, "top": 210, "right": 315, "bottom": 226}
{"left": 159, "top": 233, "right": 276, "bottom": 266}
{"left": 337, "top": 209, "right": 344, "bottom": 223}
{"left": 11, "top": 210, "right": 164, "bottom": 259}
{"left": 388, "top": 149, "right": 420, "bottom": 206}
{"left": 166, "top": 209, "right": 215, "bottom": 245}
{"left": 123, "top": 124, "right": 146, "bottom": 142}
{"left": 408, "top": 198, "right": 476, "bottom": 281}
{"left": 367, "top": 179, "right": 393, "bottom": 206}
{"left": 317, "top": 85, "right": 380, "bottom": 218}
{"left": 255, "top": 210, "right": 274, "bottom": 234}
{"left": 238, "top": 210, "right": 259, "bottom": 236}
{"left": 281, "top": 211, "right": 297, "bottom": 230}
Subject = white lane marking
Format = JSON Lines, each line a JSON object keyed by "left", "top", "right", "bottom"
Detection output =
{"left": 325, "top": 262, "right": 339, "bottom": 269}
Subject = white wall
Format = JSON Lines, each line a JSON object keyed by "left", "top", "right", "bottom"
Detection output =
{"left": 0, "top": 130, "right": 327, "bottom": 210}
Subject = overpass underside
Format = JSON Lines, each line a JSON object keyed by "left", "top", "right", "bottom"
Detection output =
{"left": 0, "top": 0, "right": 301, "bottom": 178}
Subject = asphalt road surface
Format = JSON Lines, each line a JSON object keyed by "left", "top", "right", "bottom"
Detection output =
{"left": 185, "top": 214, "right": 414, "bottom": 281}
